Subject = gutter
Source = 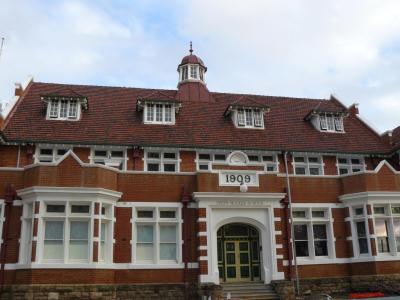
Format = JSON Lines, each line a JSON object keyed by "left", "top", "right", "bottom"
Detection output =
{"left": 0, "top": 184, "right": 17, "bottom": 292}
{"left": 283, "top": 151, "right": 300, "bottom": 295}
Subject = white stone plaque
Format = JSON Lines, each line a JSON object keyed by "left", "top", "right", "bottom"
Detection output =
{"left": 219, "top": 171, "right": 259, "bottom": 187}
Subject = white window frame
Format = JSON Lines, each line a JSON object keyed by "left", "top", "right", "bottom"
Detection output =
{"left": 336, "top": 156, "right": 366, "bottom": 175}
{"left": 318, "top": 113, "right": 344, "bottom": 133}
{"left": 372, "top": 204, "right": 400, "bottom": 256}
{"left": 90, "top": 147, "right": 128, "bottom": 170}
{"left": 234, "top": 108, "right": 264, "bottom": 129}
{"left": 292, "top": 207, "right": 335, "bottom": 260}
{"left": 349, "top": 205, "right": 371, "bottom": 257}
{"left": 292, "top": 154, "right": 324, "bottom": 176}
{"left": 40, "top": 201, "right": 92, "bottom": 263}
{"left": 144, "top": 149, "right": 180, "bottom": 172}
{"left": 179, "top": 64, "right": 204, "bottom": 82}
{"left": 132, "top": 204, "right": 182, "bottom": 266}
{"left": 98, "top": 203, "right": 113, "bottom": 263}
{"left": 46, "top": 98, "right": 81, "bottom": 121}
{"left": 19, "top": 202, "right": 34, "bottom": 264}
{"left": 34, "top": 145, "right": 72, "bottom": 163}
{"left": 143, "top": 102, "right": 175, "bottom": 125}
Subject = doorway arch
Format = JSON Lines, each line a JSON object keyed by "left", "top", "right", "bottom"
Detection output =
{"left": 217, "top": 223, "right": 261, "bottom": 282}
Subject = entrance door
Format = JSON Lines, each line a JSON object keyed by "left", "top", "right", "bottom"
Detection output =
{"left": 218, "top": 223, "right": 261, "bottom": 282}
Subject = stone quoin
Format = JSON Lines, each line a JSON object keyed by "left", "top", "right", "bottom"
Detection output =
{"left": 0, "top": 45, "right": 400, "bottom": 299}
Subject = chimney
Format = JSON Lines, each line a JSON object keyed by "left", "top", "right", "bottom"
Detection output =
{"left": 14, "top": 83, "right": 23, "bottom": 97}
{"left": 382, "top": 130, "right": 393, "bottom": 145}
{"left": 348, "top": 103, "right": 359, "bottom": 115}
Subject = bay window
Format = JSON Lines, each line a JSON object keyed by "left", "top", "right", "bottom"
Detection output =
{"left": 133, "top": 206, "right": 181, "bottom": 265}
{"left": 350, "top": 206, "right": 370, "bottom": 256}
{"left": 372, "top": 204, "right": 400, "bottom": 256}
{"left": 292, "top": 207, "right": 333, "bottom": 259}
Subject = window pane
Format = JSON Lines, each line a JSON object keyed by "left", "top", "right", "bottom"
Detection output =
{"left": 60, "top": 100, "right": 68, "bottom": 118}
{"left": 245, "top": 109, "right": 253, "bottom": 126}
{"left": 199, "top": 164, "right": 209, "bottom": 170}
{"left": 294, "top": 156, "right": 305, "bottom": 163}
{"left": 137, "top": 225, "right": 154, "bottom": 243}
{"left": 68, "top": 100, "right": 78, "bottom": 119}
{"left": 57, "top": 149, "right": 68, "bottom": 156}
{"left": 137, "top": 244, "right": 153, "bottom": 261}
{"left": 358, "top": 238, "right": 369, "bottom": 254}
{"left": 40, "top": 148, "right": 53, "bottom": 156}
{"left": 111, "top": 151, "right": 124, "bottom": 157}
{"left": 146, "top": 104, "right": 154, "bottom": 122}
{"left": 155, "top": 104, "right": 163, "bottom": 122}
{"left": 70, "top": 221, "right": 89, "bottom": 240}
{"left": 309, "top": 167, "right": 320, "bottom": 175}
{"left": 45, "top": 221, "right": 64, "bottom": 239}
{"left": 339, "top": 168, "right": 349, "bottom": 175}
{"left": 262, "top": 155, "right": 274, "bottom": 162}
{"left": 160, "top": 244, "right": 176, "bottom": 260}
{"left": 49, "top": 100, "right": 59, "bottom": 118}
{"left": 237, "top": 109, "right": 245, "bottom": 126}
{"left": 356, "top": 221, "right": 366, "bottom": 237}
{"left": 377, "top": 237, "right": 390, "bottom": 253}
{"left": 94, "top": 150, "right": 107, "bottom": 157}
{"left": 334, "top": 116, "right": 343, "bottom": 131}
{"left": 373, "top": 207, "right": 385, "bottom": 215}
{"left": 69, "top": 241, "right": 88, "bottom": 260}
{"left": 375, "top": 219, "right": 388, "bottom": 237}
{"left": 164, "top": 105, "right": 172, "bottom": 122}
{"left": 214, "top": 154, "right": 226, "bottom": 161}
{"left": 351, "top": 158, "right": 361, "bottom": 164}
{"left": 392, "top": 207, "right": 400, "bottom": 214}
{"left": 163, "top": 164, "right": 176, "bottom": 172}
{"left": 164, "top": 152, "right": 176, "bottom": 159}
{"left": 253, "top": 110, "right": 263, "bottom": 127}
{"left": 248, "top": 155, "right": 260, "bottom": 162}
{"left": 160, "top": 225, "right": 176, "bottom": 243}
{"left": 308, "top": 157, "right": 319, "bottom": 163}
{"left": 137, "top": 210, "right": 153, "bottom": 218}
{"left": 294, "top": 224, "right": 308, "bottom": 240}
{"left": 354, "top": 208, "right": 364, "bottom": 216}
{"left": 338, "top": 158, "right": 347, "bottom": 164}
{"left": 147, "top": 163, "right": 160, "bottom": 171}
{"left": 313, "top": 224, "right": 327, "bottom": 239}
{"left": 295, "top": 167, "right": 306, "bottom": 175}
{"left": 327, "top": 115, "right": 335, "bottom": 131}
{"left": 319, "top": 114, "right": 327, "bottom": 130}
{"left": 147, "top": 152, "right": 160, "bottom": 159}
{"left": 314, "top": 241, "right": 328, "bottom": 256}
{"left": 293, "top": 211, "right": 306, "bottom": 218}
{"left": 71, "top": 205, "right": 90, "bottom": 214}
{"left": 160, "top": 211, "right": 176, "bottom": 218}
{"left": 44, "top": 240, "right": 63, "bottom": 259}
{"left": 295, "top": 241, "right": 309, "bottom": 257}
{"left": 46, "top": 204, "right": 65, "bottom": 213}
{"left": 199, "top": 154, "right": 211, "bottom": 160}
{"left": 312, "top": 211, "right": 325, "bottom": 218}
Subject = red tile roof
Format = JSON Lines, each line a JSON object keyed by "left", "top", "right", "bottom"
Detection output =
{"left": 2, "top": 82, "right": 393, "bottom": 154}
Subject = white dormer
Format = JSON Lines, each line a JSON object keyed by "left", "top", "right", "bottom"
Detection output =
{"left": 224, "top": 101, "right": 269, "bottom": 129}
{"left": 41, "top": 89, "right": 88, "bottom": 121}
{"left": 137, "top": 95, "right": 181, "bottom": 125}
{"left": 309, "top": 112, "right": 345, "bottom": 133}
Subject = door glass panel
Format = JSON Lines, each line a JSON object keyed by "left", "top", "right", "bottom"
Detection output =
{"left": 226, "top": 253, "right": 235, "bottom": 264}
{"left": 226, "top": 242, "right": 235, "bottom": 251}
{"left": 227, "top": 267, "right": 236, "bottom": 278}
{"left": 252, "top": 241, "right": 259, "bottom": 261}
{"left": 240, "top": 266, "right": 250, "bottom": 278}
{"left": 240, "top": 252, "right": 249, "bottom": 264}
{"left": 239, "top": 242, "right": 248, "bottom": 251}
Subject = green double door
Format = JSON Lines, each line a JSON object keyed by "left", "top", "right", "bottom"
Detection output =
{"left": 217, "top": 223, "right": 261, "bottom": 282}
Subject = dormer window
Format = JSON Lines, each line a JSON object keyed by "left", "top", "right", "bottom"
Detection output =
{"left": 236, "top": 108, "right": 263, "bottom": 128}
{"left": 48, "top": 98, "right": 79, "bottom": 120}
{"left": 42, "top": 91, "right": 87, "bottom": 121}
{"left": 144, "top": 103, "right": 175, "bottom": 124}
{"left": 319, "top": 113, "right": 344, "bottom": 132}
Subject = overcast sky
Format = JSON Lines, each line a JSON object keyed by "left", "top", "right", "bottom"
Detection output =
{"left": 1, "top": 0, "right": 399, "bottom": 132}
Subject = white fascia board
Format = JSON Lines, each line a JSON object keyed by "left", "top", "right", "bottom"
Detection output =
{"left": 17, "top": 186, "right": 122, "bottom": 203}
{"left": 192, "top": 192, "right": 286, "bottom": 202}
{"left": 339, "top": 191, "right": 400, "bottom": 204}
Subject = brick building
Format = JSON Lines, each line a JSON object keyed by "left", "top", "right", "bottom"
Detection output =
{"left": 0, "top": 47, "right": 400, "bottom": 299}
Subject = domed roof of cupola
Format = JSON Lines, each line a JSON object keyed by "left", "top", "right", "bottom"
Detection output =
{"left": 178, "top": 42, "right": 207, "bottom": 70}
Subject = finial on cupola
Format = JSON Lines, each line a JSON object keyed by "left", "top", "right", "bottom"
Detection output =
{"left": 189, "top": 41, "right": 193, "bottom": 54}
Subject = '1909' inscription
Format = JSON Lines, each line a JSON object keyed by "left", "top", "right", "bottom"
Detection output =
{"left": 219, "top": 171, "right": 259, "bottom": 187}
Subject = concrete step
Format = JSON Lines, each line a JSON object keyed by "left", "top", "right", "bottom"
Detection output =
{"left": 222, "top": 283, "right": 280, "bottom": 300}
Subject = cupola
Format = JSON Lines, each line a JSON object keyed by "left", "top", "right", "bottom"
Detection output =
{"left": 177, "top": 42, "right": 207, "bottom": 85}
